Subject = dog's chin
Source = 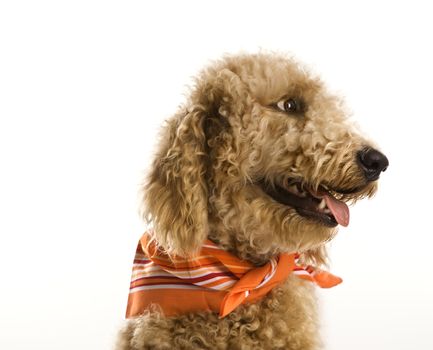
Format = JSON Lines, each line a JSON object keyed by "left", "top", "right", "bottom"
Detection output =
{"left": 269, "top": 208, "right": 337, "bottom": 262}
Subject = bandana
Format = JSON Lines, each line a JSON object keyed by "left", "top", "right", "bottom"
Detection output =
{"left": 126, "top": 233, "right": 342, "bottom": 319}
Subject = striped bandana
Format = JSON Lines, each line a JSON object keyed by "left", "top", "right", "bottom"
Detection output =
{"left": 126, "top": 233, "right": 342, "bottom": 319}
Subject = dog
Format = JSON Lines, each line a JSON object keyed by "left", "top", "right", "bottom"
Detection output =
{"left": 116, "top": 52, "right": 388, "bottom": 350}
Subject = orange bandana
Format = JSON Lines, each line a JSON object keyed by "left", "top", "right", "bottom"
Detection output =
{"left": 126, "top": 233, "right": 342, "bottom": 319}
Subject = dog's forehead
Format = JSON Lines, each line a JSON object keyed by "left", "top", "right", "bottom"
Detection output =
{"left": 226, "top": 54, "right": 323, "bottom": 104}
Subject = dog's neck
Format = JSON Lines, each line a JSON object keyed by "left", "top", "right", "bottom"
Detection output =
{"left": 207, "top": 231, "right": 281, "bottom": 267}
{"left": 207, "top": 222, "right": 329, "bottom": 267}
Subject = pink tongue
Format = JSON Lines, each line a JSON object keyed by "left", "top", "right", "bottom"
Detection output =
{"left": 323, "top": 194, "right": 350, "bottom": 227}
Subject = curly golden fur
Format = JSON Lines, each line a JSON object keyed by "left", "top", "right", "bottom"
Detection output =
{"left": 117, "top": 52, "right": 385, "bottom": 349}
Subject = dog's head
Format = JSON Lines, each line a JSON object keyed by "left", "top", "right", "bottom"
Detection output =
{"left": 142, "top": 53, "right": 388, "bottom": 264}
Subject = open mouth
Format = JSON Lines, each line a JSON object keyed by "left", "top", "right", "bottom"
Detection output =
{"left": 259, "top": 180, "right": 354, "bottom": 227}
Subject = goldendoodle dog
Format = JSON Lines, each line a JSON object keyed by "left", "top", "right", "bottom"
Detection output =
{"left": 116, "top": 52, "right": 388, "bottom": 350}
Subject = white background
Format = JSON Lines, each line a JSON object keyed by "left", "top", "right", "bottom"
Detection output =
{"left": 1, "top": 1, "right": 432, "bottom": 349}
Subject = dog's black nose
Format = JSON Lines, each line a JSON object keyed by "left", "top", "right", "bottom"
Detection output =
{"left": 357, "top": 147, "right": 389, "bottom": 181}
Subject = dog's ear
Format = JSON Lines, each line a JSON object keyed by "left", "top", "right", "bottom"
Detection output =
{"left": 141, "top": 68, "right": 248, "bottom": 256}
{"left": 142, "top": 107, "right": 209, "bottom": 257}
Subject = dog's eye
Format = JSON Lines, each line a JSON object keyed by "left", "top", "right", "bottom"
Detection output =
{"left": 276, "top": 98, "right": 304, "bottom": 114}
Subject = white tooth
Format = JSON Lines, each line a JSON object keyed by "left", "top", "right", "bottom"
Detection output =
{"left": 323, "top": 208, "right": 331, "bottom": 214}
{"left": 318, "top": 198, "right": 326, "bottom": 210}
